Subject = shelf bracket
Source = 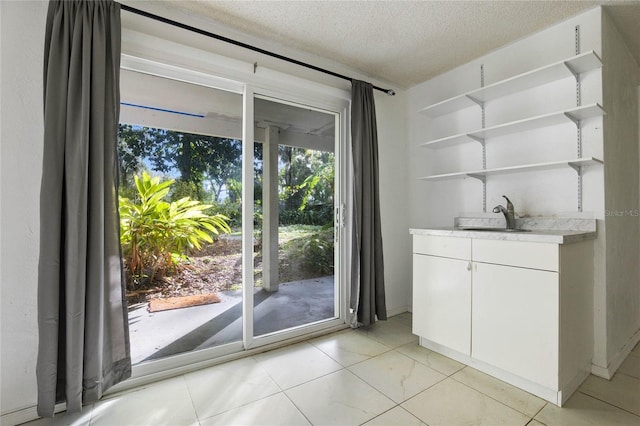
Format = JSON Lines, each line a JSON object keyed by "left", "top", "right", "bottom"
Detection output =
{"left": 568, "top": 162, "right": 581, "bottom": 173}
{"left": 468, "top": 135, "right": 486, "bottom": 146}
{"left": 564, "top": 112, "right": 580, "bottom": 127}
{"left": 563, "top": 61, "right": 579, "bottom": 79}
{"left": 467, "top": 173, "right": 486, "bottom": 183}
{"left": 466, "top": 94, "right": 484, "bottom": 108}
{"left": 569, "top": 161, "right": 584, "bottom": 212}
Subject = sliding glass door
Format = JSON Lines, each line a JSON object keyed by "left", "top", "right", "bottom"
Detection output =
{"left": 118, "top": 66, "right": 346, "bottom": 370}
{"left": 250, "top": 96, "right": 339, "bottom": 341}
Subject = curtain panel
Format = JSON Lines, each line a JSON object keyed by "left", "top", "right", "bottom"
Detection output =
{"left": 349, "top": 80, "right": 387, "bottom": 327}
{"left": 37, "top": 0, "right": 130, "bottom": 417}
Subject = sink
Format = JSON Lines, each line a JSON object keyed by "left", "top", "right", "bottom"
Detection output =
{"left": 457, "top": 227, "right": 531, "bottom": 233}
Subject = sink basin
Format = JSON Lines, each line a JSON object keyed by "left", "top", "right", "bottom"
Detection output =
{"left": 457, "top": 227, "right": 531, "bottom": 233}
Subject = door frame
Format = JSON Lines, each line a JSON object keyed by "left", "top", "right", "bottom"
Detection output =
{"left": 243, "top": 90, "right": 349, "bottom": 350}
{"left": 116, "top": 54, "right": 352, "bottom": 385}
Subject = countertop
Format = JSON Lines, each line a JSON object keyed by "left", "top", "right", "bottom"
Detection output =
{"left": 410, "top": 218, "right": 597, "bottom": 244}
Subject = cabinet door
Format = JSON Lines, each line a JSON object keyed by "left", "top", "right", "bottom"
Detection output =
{"left": 472, "top": 262, "right": 559, "bottom": 389}
{"left": 413, "top": 254, "right": 471, "bottom": 355}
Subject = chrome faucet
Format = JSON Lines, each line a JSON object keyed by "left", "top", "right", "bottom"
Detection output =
{"left": 493, "top": 195, "right": 516, "bottom": 229}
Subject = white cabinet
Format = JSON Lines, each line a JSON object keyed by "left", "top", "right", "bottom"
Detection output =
{"left": 413, "top": 254, "right": 471, "bottom": 355}
{"left": 412, "top": 235, "right": 472, "bottom": 355}
{"left": 472, "top": 262, "right": 559, "bottom": 389}
{"left": 412, "top": 234, "right": 594, "bottom": 406}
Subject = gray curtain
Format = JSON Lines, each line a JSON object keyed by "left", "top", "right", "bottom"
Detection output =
{"left": 37, "top": 0, "right": 130, "bottom": 417}
{"left": 349, "top": 80, "right": 387, "bottom": 327}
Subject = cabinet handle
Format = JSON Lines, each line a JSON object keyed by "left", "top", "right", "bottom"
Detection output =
{"left": 467, "top": 261, "right": 472, "bottom": 271}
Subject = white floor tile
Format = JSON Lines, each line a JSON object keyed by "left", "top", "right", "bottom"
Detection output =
{"left": 349, "top": 351, "right": 446, "bottom": 403}
{"left": 310, "top": 330, "right": 391, "bottom": 367}
{"left": 452, "top": 367, "right": 547, "bottom": 417}
{"left": 285, "top": 369, "right": 395, "bottom": 426}
{"left": 90, "top": 377, "right": 198, "bottom": 426}
{"left": 618, "top": 351, "right": 640, "bottom": 379}
{"left": 402, "top": 378, "right": 530, "bottom": 426}
{"left": 396, "top": 342, "right": 465, "bottom": 376}
{"left": 184, "top": 357, "right": 280, "bottom": 420}
{"left": 199, "top": 393, "right": 310, "bottom": 426}
{"left": 253, "top": 342, "right": 343, "bottom": 389}
{"left": 355, "top": 320, "right": 417, "bottom": 348}
{"left": 363, "top": 406, "right": 426, "bottom": 426}
{"left": 535, "top": 391, "right": 640, "bottom": 425}
{"left": 389, "top": 312, "right": 413, "bottom": 326}
{"left": 23, "top": 408, "right": 93, "bottom": 426}
{"left": 25, "top": 327, "right": 640, "bottom": 426}
{"left": 578, "top": 373, "right": 640, "bottom": 416}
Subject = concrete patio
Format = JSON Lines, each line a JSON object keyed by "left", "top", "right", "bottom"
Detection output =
{"left": 128, "top": 276, "right": 335, "bottom": 364}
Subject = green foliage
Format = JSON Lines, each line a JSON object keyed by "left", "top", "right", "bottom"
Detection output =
{"left": 287, "top": 226, "right": 334, "bottom": 276}
{"left": 170, "top": 179, "right": 202, "bottom": 202}
{"left": 298, "top": 161, "right": 334, "bottom": 212}
{"left": 119, "top": 172, "right": 231, "bottom": 288}
{"left": 118, "top": 125, "right": 335, "bottom": 232}
{"left": 226, "top": 178, "right": 242, "bottom": 203}
{"left": 278, "top": 147, "right": 335, "bottom": 226}
{"left": 279, "top": 203, "right": 333, "bottom": 226}
{"left": 208, "top": 199, "right": 242, "bottom": 228}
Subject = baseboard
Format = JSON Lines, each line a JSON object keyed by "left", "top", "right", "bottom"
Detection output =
{"left": 386, "top": 305, "right": 410, "bottom": 318}
{"left": 1, "top": 402, "right": 67, "bottom": 426}
{"left": 591, "top": 328, "right": 640, "bottom": 379}
{"left": 559, "top": 362, "right": 591, "bottom": 405}
{"left": 418, "top": 337, "right": 569, "bottom": 406}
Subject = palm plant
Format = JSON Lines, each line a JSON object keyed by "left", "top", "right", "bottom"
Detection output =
{"left": 119, "top": 171, "right": 230, "bottom": 288}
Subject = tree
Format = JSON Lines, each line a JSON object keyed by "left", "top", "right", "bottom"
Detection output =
{"left": 118, "top": 124, "right": 159, "bottom": 197}
{"left": 203, "top": 138, "right": 242, "bottom": 201}
{"left": 117, "top": 124, "right": 245, "bottom": 203}
{"left": 278, "top": 147, "right": 335, "bottom": 225}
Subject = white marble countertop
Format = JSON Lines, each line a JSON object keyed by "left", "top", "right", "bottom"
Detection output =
{"left": 410, "top": 218, "right": 597, "bottom": 244}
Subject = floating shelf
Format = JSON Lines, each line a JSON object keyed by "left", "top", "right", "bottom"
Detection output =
{"left": 419, "top": 157, "right": 603, "bottom": 181}
{"left": 420, "top": 103, "right": 605, "bottom": 149}
{"left": 418, "top": 51, "right": 602, "bottom": 118}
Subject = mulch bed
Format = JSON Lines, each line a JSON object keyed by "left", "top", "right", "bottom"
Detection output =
{"left": 126, "top": 235, "right": 323, "bottom": 309}
{"left": 147, "top": 293, "right": 221, "bottom": 313}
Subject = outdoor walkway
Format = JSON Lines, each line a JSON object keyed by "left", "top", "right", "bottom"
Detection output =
{"left": 128, "top": 276, "right": 334, "bottom": 364}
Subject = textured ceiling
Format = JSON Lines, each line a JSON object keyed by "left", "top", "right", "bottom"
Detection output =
{"left": 163, "top": 1, "right": 640, "bottom": 89}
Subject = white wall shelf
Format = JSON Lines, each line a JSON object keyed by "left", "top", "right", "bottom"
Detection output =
{"left": 418, "top": 51, "right": 602, "bottom": 117}
{"left": 419, "top": 157, "right": 603, "bottom": 181}
{"left": 420, "top": 103, "right": 605, "bottom": 149}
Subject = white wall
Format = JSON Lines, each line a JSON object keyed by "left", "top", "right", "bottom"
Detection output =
{"left": 0, "top": 0, "right": 410, "bottom": 420}
{"left": 407, "top": 6, "right": 640, "bottom": 379}
{"left": 408, "top": 8, "right": 603, "bottom": 229}
{"left": 600, "top": 9, "right": 640, "bottom": 374}
{"left": 118, "top": 1, "right": 411, "bottom": 315}
{"left": 1, "top": 0, "right": 46, "bottom": 418}
{"left": 374, "top": 90, "right": 410, "bottom": 315}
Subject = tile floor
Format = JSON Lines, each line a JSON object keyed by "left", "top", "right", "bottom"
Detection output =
{"left": 26, "top": 313, "right": 640, "bottom": 426}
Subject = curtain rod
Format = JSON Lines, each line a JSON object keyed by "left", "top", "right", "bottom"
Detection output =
{"left": 119, "top": 3, "right": 396, "bottom": 96}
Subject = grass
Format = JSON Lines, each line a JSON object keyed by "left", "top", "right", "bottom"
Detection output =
{"left": 278, "top": 225, "right": 323, "bottom": 243}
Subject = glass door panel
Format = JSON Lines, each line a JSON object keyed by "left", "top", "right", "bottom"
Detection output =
{"left": 252, "top": 97, "right": 338, "bottom": 338}
{"left": 118, "top": 69, "right": 244, "bottom": 363}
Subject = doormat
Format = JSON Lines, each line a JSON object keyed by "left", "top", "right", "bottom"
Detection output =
{"left": 148, "top": 293, "right": 221, "bottom": 313}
